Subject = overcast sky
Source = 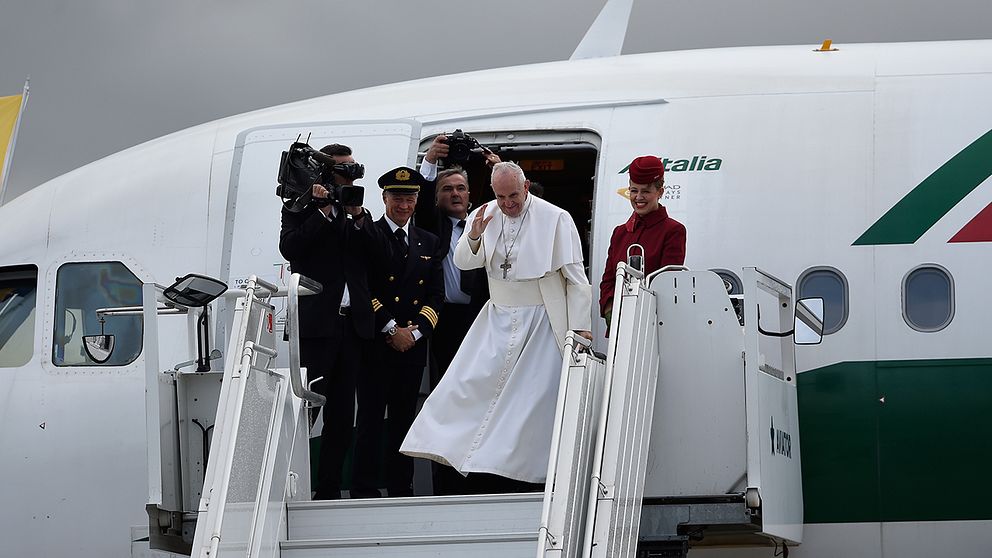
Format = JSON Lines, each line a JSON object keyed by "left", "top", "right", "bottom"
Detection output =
{"left": 1, "top": 0, "right": 990, "bottom": 201}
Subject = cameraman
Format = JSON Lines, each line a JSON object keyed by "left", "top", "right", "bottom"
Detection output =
{"left": 278, "top": 143, "right": 379, "bottom": 500}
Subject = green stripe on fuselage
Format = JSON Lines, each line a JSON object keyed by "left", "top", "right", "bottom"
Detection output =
{"left": 853, "top": 129, "right": 992, "bottom": 246}
{"left": 798, "top": 358, "right": 992, "bottom": 523}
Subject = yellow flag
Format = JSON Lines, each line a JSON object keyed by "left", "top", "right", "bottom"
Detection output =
{"left": 0, "top": 94, "right": 24, "bottom": 185}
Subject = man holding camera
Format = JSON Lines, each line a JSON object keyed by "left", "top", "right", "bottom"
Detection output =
{"left": 351, "top": 166, "right": 443, "bottom": 498}
{"left": 278, "top": 143, "right": 378, "bottom": 500}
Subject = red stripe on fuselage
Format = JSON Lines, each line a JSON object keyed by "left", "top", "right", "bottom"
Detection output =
{"left": 949, "top": 201, "right": 992, "bottom": 242}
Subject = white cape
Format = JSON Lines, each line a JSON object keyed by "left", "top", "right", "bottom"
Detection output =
{"left": 400, "top": 194, "right": 591, "bottom": 482}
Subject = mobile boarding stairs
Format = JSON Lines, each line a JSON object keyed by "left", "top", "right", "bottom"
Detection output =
{"left": 136, "top": 263, "right": 821, "bottom": 558}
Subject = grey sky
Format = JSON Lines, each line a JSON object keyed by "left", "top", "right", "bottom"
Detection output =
{"left": 1, "top": 0, "right": 989, "bottom": 201}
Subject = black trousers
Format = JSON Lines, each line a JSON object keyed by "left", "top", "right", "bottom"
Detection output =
{"left": 428, "top": 302, "right": 481, "bottom": 495}
{"left": 352, "top": 344, "right": 426, "bottom": 497}
{"left": 429, "top": 303, "right": 479, "bottom": 388}
{"left": 300, "top": 318, "right": 366, "bottom": 500}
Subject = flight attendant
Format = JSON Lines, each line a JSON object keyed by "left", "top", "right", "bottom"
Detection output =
{"left": 599, "top": 155, "right": 686, "bottom": 328}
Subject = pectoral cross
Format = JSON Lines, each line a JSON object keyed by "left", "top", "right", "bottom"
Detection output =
{"left": 500, "top": 258, "right": 512, "bottom": 280}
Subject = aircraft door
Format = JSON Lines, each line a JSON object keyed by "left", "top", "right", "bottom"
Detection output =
{"left": 221, "top": 120, "right": 422, "bottom": 339}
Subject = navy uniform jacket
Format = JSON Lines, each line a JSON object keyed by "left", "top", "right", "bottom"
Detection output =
{"left": 370, "top": 217, "right": 444, "bottom": 365}
{"left": 279, "top": 205, "right": 382, "bottom": 340}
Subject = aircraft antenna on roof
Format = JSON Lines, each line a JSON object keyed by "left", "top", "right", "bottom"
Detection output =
{"left": 570, "top": 0, "right": 634, "bottom": 60}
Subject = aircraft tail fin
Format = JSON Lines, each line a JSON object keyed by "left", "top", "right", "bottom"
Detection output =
{"left": 0, "top": 78, "right": 29, "bottom": 206}
{"left": 570, "top": 0, "right": 634, "bottom": 60}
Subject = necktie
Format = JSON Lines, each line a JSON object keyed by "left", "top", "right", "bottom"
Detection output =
{"left": 394, "top": 227, "right": 408, "bottom": 257}
{"left": 455, "top": 220, "right": 474, "bottom": 294}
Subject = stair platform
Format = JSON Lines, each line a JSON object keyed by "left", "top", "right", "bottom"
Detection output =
{"left": 286, "top": 492, "right": 543, "bottom": 541}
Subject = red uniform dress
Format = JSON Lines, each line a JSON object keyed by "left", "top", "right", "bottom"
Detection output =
{"left": 599, "top": 206, "right": 686, "bottom": 316}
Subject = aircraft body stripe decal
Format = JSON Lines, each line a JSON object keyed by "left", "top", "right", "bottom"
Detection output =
{"left": 853, "top": 129, "right": 992, "bottom": 246}
{"left": 798, "top": 358, "right": 992, "bottom": 523}
{"left": 949, "top": 201, "right": 992, "bottom": 242}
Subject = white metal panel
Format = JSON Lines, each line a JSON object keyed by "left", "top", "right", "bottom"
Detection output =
{"left": 869, "top": 73, "right": 992, "bottom": 361}
{"left": 742, "top": 268, "right": 803, "bottom": 544}
{"left": 223, "top": 120, "right": 421, "bottom": 289}
{"left": 643, "top": 270, "right": 746, "bottom": 497}
{"left": 289, "top": 494, "right": 542, "bottom": 540}
{"left": 45, "top": 127, "right": 215, "bottom": 283}
{"left": 669, "top": 90, "right": 876, "bottom": 371}
{"left": 280, "top": 533, "right": 538, "bottom": 558}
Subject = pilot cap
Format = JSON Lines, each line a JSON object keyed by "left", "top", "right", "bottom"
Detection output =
{"left": 378, "top": 166, "right": 427, "bottom": 194}
{"left": 628, "top": 155, "right": 664, "bottom": 185}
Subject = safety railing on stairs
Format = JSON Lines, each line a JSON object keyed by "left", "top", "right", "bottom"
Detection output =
{"left": 190, "top": 274, "right": 322, "bottom": 558}
{"left": 584, "top": 262, "right": 661, "bottom": 558}
{"left": 537, "top": 262, "right": 663, "bottom": 558}
{"left": 537, "top": 331, "right": 607, "bottom": 558}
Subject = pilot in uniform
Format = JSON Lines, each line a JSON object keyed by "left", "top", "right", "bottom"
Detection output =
{"left": 351, "top": 166, "right": 444, "bottom": 497}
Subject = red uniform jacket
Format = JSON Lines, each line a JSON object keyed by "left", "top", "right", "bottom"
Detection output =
{"left": 599, "top": 206, "right": 686, "bottom": 316}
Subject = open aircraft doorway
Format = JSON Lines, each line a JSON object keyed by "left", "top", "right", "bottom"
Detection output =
{"left": 419, "top": 130, "right": 601, "bottom": 275}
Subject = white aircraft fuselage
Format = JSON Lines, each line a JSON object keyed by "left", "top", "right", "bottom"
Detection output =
{"left": 0, "top": 40, "right": 990, "bottom": 557}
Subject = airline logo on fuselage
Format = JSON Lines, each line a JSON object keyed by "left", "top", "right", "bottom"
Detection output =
{"left": 617, "top": 156, "right": 723, "bottom": 175}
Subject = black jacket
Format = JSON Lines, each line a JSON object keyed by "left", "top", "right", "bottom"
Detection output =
{"left": 414, "top": 181, "right": 490, "bottom": 311}
{"left": 369, "top": 217, "right": 444, "bottom": 365}
{"left": 279, "top": 204, "right": 383, "bottom": 340}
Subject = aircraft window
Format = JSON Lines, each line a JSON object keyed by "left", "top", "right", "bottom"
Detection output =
{"left": 710, "top": 269, "right": 743, "bottom": 295}
{"left": 902, "top": 265, "right": 954, "bottom": 332}
{"left": 53, "top": 262, "right": 143, "bottom": 367}
{"left": 797, "top": 267, "right": 848, "bottom": 335}
{"left": 0, "top": 265, "right": 38, "bottom": 368}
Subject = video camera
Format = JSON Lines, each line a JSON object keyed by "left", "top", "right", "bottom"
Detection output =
{"left": 440, "top": 129, "right": 493, "bottom": 165}
{"left": 276, "top": 141, "right": 365, "bottom": 211}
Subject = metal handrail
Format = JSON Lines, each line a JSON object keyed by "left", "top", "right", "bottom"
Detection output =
{"left": 538, "top": 331, "right": 585, "bottom": 551}
{"left": 582, "top": 263, "right": 635, "bottom": 556}
{"left": 193, "top": 273, "right": 321, "bottom": 558}
{"left": 645, "top": 264, "right": 689, "bottom": 283}
{"left": 582, "top": 261, "right": 663, "bottom": 557}
{"left": 286, "top": 273, "right": 326, "bottom": 407}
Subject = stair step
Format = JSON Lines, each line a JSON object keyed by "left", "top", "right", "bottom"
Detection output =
{"left": 286, "top": 493, "right": 543, "bottom": 540}
{"left": 280, "top": 532, "right": 538, "bottom": 558}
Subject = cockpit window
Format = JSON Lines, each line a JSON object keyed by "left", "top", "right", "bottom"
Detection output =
{"left": 0, "top": 265, "right": 38, "bottom": 368}
{"left": 53, "top": 262, "right": 143, "bottom": 366}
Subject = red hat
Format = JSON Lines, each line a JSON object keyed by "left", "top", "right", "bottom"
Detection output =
{"left": 628, "top": 155, "right": 664, "bottom": 185}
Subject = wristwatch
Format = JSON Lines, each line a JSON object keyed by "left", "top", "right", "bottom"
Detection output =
{"left": 387, "top": 325, "right": 398, "bottom": 336}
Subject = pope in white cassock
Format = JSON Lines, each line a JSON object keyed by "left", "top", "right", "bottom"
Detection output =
{"left": 401, "top": 162, "right": 592, "bottom": 483}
